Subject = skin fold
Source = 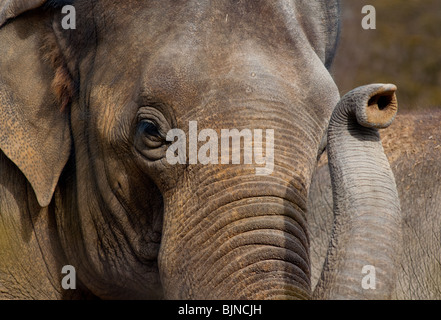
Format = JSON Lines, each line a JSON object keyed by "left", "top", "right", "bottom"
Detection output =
{"left": 309, "top": 110, "right": 441, "bottom": 299}
{"left": 0, "top": 0, "right": 403, "bottom": 299}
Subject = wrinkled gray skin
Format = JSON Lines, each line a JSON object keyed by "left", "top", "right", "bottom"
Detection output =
{"left": 312, "top": 84, "right": 402, "bottom": 299}
{"left": 0, "top": 0, "right": 400, "bottom": 299}
{"left": 309, "top": 110, "right": 441, "bottom": 299}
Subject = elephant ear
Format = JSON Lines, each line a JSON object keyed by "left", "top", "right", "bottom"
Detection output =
{"left": 0, "top": 1, "right": 71, "bottom": 207}
{"left": 0, "top": 0, "right": 47, "bottom": 27}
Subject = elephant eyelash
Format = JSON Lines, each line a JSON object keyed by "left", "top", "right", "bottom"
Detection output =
{"left": 139, "top": 120, "right": 162, "bottom": 139}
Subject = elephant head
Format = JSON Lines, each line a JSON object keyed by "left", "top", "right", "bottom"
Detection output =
{"left": 0, "top": 1, "right": 400, "bottom": 300}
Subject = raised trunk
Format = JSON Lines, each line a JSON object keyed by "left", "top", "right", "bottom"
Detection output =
{"left": 313, "top": 84, "right": 402, "bottom": 299}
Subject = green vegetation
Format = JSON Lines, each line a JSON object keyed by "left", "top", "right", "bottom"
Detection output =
{"left": 333, "top": 0, "right": 441, "bottom": 110}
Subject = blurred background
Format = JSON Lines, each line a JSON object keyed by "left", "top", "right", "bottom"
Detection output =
{"left": 332, "top": 0, "right": 441, "bottom": 111}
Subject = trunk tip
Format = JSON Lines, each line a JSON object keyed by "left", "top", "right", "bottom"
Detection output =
{"left": 356, "top": 83, "right": 398, "bottom": 129}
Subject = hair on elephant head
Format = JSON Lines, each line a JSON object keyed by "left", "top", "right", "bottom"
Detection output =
{"left": 0, "top": 0, "right": 399, "bottom": 300}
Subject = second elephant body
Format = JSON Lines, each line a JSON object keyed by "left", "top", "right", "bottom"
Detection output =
{"left": 309, "top": 110, "right": 441, "bottom": 299}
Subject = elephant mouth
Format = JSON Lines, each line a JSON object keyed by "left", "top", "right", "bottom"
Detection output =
{"left": 139, "top": 237, "right": 162, "bottom": 263}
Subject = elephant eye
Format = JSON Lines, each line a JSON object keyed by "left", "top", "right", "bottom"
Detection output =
{"left": 134, "top": 107, "right": 170, "bottom": 161}
{"left": 139, "top": 120, "right": 161, "bottom": 138}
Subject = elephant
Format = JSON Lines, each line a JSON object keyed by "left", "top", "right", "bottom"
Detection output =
{"left": 0, "top": 0, "right": 401, "bottom": 299}
{"left": 309, "top": 110, "right": 441, "bottom": 299}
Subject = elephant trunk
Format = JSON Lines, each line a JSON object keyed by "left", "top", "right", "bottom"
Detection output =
{"left": 313, "top": 84, "right": 402, "bottom": 299}
{"left": 159, "top": 172, "right": 312, "bottom": 300}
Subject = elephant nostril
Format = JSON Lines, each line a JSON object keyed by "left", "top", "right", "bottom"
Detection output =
{"left": 368, "top": 94, "right": 392, "bottom": 111}
{"left": 377, "top": 95, "right": 392, "bottom": 110}
{"left": 350, "top": 84, "right": 398, "bottom": 129}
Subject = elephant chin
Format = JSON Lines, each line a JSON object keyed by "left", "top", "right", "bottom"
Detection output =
{"left": 157, "top": 173, "right": 312, "bottom": 300}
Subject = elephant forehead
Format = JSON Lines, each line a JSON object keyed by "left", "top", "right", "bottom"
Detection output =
{"left": 88, "top": 0, "right": 338, "bottom": 66}
{"left": 138, "top": 43, "right": 290, "bottom": 106}
{"left": 76, "top": 0, "right": 340, "bottom": 110}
